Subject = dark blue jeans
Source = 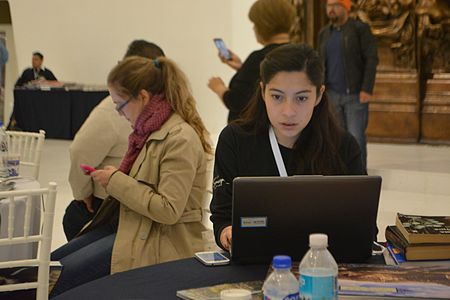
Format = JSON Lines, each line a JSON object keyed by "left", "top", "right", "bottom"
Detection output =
{"left": 327, "top": 89, "right": 368, "bottom": 171}
{"left": 49, "top": 222, "right": 116, "bottom": 298}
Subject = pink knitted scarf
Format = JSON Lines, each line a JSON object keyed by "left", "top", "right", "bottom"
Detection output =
{"left": 119, "top": 93, "right": 172, "bottom": 174}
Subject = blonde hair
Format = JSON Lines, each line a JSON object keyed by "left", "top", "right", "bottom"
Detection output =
{"left": 248, "top": 0, "right": 296, "bottom": 42}
{"left": 107, "top": 56, "right": 212, "bottom": 154}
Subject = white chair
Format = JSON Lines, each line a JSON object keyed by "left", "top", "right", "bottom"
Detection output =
{"left": 6, "top": 130, "right": 46, "bottom": 179}
{"left": 0, "top": 182, "right": 57, "bottom": 300}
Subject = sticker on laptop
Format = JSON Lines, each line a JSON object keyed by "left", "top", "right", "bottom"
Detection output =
{"left": 240, "top": 217, "right": 267, "bottom": 228}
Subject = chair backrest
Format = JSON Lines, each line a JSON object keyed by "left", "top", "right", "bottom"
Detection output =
{"left": 6, "top": 130, "right": 46, "bottom": 179}
{"left": 0, "top": 182, "right": 57, "bottom": 300}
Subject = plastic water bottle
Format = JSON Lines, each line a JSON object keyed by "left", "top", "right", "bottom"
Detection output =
{"left": 299, "top": 234, "right": 338, "bottom": 300}
{"left": 0, "top": 121, "right": 8, "bottom": 178}
{"left": 263, "top": 255, "right": 299, "bottom": 300}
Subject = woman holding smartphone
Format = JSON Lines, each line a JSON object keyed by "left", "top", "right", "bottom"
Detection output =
{"left": 210, "top": 44, "right": 366, "bottom": 251}
{"left": 207, "top": 0, "right": 296, "bottom": 123}
{"left": 50, "top": 56, "right": 212, "bottom": 297}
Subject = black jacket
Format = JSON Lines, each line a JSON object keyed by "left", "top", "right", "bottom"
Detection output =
{"left": 318, "top": 18, "right": 378, "bottom": 94}
{"left": 15, "top": 67, "right": 57, "bottom": 87}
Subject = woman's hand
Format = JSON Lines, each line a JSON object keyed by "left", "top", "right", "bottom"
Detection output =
{"left": 220, "top": 226, "right": 232, "bottom": 251}
{"left": 91, "top": 166, "right": 117, "bottom": 188}
{"left": 208, "top": 77, "right": 228, "bottom": 99}
{"left": 220, "top": 50, "right": 242, "bottom": 71}
{"left": 80, "top": 194, "right": 94, "bottom": 213}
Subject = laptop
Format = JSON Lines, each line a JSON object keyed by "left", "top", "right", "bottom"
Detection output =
{"left": 231, "top": 175, "right": 382, "bottom": 264}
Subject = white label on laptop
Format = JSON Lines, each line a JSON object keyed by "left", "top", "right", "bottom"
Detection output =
{"left": 240, "top": 217, "right": 267, "bottom": 228}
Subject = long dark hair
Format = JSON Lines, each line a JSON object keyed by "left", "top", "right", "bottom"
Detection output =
{"left": 237, "top": 44, "right": 348, "bottom": 174}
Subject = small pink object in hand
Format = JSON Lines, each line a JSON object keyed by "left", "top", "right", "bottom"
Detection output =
{"left": 80, "top": 164, "right": 96, "bottom": 175}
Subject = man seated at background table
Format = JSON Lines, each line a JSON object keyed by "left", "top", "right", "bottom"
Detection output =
{"left": 15, "top": 51, "right": 58, "bottom": 87}
{"left": 63, "top": 40, "right": 166, "bottom": 240}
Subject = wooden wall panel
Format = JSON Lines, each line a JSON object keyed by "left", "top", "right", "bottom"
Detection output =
{"left": 421, "top": 76, "right": 450, "bottom": 144}
{"left": 367, "top": 72, "right": 420, "bottom": 143}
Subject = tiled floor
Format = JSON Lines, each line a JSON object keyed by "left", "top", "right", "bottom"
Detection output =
{"left": 38, "top": 139, "right": 450, "bottom": 251}
{"left": 367, "top": 143, "right": 450, "bottom": 241}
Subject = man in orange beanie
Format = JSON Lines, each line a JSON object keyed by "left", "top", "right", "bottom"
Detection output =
{"left": 317, "top": 0, "right": 378, "bottom": 172}
{"left": 326, "top": 0, "right": 351, "bottom": 24}
{"left": 337, "top": 0, "right": 351, "bottom": 11}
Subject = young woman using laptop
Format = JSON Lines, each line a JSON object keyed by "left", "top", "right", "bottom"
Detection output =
{"left": 210, "top": 44, "right": 365, "bottom": 252}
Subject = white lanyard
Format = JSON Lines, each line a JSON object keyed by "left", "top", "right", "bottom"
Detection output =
{"left": 269, "top": 126, "right": 288, "bottom": 177}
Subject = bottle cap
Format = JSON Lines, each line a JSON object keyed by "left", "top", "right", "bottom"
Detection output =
{"left": 272, "top": 255, "right": 292, "bottom": 269}
{"left": 309, "top": 233, "right": 328, "bottom": 248}
{"left": 220, "top": 289, "right": 252, "bottom": 300}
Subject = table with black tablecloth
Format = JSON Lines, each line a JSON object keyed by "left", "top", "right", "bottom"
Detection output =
{"left": 53, "top": 258, "right": 266, "bottom": 300}
{"left": 53, "top": 255, "right": 385, "bottom": 300}
{"left": 13, "top": 89, "right": 108, "bottom": 139}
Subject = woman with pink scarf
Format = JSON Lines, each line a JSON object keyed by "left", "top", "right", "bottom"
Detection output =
{"left": 50, "top": 56, "right": 212, "bottom": 298}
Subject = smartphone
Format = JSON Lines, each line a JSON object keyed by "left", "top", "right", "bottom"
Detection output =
{"left": 194, "top": 251, "right": 230, "bottom": 266}
{"left": 213, "top": 38, "right": 232, "bottom": 61}
{"left": 80, "top": 164, "right": 96, "bottom": 175}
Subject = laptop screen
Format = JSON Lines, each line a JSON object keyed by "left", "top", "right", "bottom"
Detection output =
{"left": 231, "top": 175, "right": 381, "bottom": 264}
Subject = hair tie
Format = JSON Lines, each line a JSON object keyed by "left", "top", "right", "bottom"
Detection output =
{"left": 152, "top": 58, "right": 160, "bottom": 69}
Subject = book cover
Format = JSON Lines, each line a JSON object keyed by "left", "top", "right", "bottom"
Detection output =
{"left": 338, "top": 264, "right": 450, "bottom": 299}
{"left": 0, "top": 262, "right": 62, "bottom": 300}
{"left": 396, "top": 213, "right": 450, "bottom": 244}
{"left": 382, "top": 245, "right": 397, "bottom": 266}
{"left": 386, "top": 225, "right": 410, "bottom": 249}
{"left": 385, "top": 242, "right": 450, "bottom": 268}
{"left": 386, "top": 242, "right": 407, "bottom": 265}
{"left": 176, "top": 280, "right": 263, "bottom": 300}
{"left": 386, "top": 225, "right": 450, "bottom": 261}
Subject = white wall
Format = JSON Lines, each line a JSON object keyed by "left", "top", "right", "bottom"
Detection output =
{"left": 7, "top": 0, "right": 259, "bottom": 136}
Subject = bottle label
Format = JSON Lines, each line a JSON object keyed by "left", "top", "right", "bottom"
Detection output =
{"left": 263, "top": 292, "right": 299, "bottom": 300}
{"left": 299, "top": 275, "right": 337, "bottom": 300}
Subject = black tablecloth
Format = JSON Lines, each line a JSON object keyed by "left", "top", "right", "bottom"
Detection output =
{"left": 13, "top": 89, "right": 108, "bottom": 139}
{"left": 53, "top": 255, "right": 385, "bottom": 300}
{"left": 53, "top": 258, "right": 267, "bottom": 300}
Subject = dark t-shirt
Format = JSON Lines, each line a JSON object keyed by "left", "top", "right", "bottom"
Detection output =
{"left": 210, "top": 123, "right": 364, "bottom": 249}
{"left": 15, "top": 67, "right": 57, "bottom": 87}
{"left": 326, "top": 26, "right": 347, "bottom": 94}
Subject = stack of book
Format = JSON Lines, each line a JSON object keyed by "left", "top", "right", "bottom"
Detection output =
{"left": 385, "top": 213, "right": 450, "bottom": 263}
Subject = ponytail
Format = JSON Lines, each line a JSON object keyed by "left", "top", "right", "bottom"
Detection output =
{"left": 108, "top": 56, "right": 212, "bottom": 154}
{"left": 158, "top": 58, "right": 213, "bottom": 154}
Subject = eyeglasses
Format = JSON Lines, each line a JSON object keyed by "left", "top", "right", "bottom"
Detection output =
{"left": 115, "top": 98, "right": 131, "bottom": 113}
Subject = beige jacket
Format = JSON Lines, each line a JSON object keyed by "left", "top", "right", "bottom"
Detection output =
{"left": 91, "top": 113, "right": 208, "bottom": 274}
{"left": 68, "top": 96, "right": 131, "bottom": 200}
